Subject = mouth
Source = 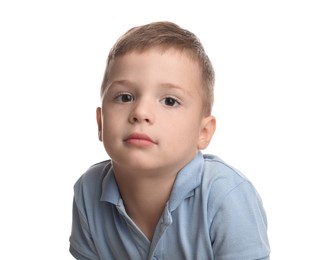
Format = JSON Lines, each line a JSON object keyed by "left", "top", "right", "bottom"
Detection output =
{"left": 124, "top": 133, "right": 156, "bottom": 147}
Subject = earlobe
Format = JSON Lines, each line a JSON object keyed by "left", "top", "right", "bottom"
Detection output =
{"left": 198, "top": 116, "right": 216, "bottom": 150}
{"left": 96, "top": 107, "right": 103, "bottom": 142}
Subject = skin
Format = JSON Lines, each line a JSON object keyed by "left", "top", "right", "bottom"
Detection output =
{"left": 96, "top": 47, "right": 216, "bottom": 240}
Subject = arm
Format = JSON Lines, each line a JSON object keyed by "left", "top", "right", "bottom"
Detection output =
{"left": 210, "top": 181, "right": 270, "bottom": 260}
{"left": 69, "top": 198, "right": 99, "bottom": 260}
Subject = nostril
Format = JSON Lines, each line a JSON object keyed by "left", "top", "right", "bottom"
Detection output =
{"left": 129, "top": 107, "right": 153, "bottom": 124}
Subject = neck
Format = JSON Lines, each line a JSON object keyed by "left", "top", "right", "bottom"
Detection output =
{"left": 113, "top": 165, "right": 177, "bottom": 240}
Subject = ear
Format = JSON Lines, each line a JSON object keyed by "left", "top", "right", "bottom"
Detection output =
{"left": 198, "top": 116, "right": 216, "bottom": 150}
{"left": 96, "top": 107, "right": 103, "bottom": 142}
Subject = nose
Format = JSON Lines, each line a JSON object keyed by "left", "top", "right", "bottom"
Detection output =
{"left": 128, "top": 97, "right": 155, "bottom": 124}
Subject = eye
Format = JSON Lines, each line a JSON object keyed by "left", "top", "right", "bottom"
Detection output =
{"left": 161, "top": 97, "right": 180, "bottom": 107}
{"left": 114, "top": 93, "right": 134, "bottom": 103}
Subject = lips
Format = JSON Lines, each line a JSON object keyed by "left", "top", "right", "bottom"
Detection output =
{"left": 124, "top": 133, "right": 156, "bottom": 147}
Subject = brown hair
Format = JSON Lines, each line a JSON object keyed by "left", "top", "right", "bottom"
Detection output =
{"left": 100, "top": 21, "right": 215, "bottom": 115}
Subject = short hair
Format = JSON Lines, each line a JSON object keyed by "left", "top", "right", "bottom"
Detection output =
{"left": 100, "top": 21, "right": 215, "bottom": 115}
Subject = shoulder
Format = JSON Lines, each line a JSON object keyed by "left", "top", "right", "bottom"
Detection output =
{"left": 77, "top": 160, "right": 111, "bottom": 183}
{"left": 201, "top": 155, "right": 270, "bottom": 258}
{"left": 201, "top": 154, "right": 250, "bottom": 189}
{"left": 73, "top": 160, "right": 112, "bottom": 199}
{"left": 200, "top": 154, "right": 262, "bottom": 211}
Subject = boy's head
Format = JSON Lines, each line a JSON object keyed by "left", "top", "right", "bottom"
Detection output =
{"left": 100, "top": 21, "right": 215, "bottom": 116}
{"left": 97, "top": 21, "right": 216, "bottom": 174}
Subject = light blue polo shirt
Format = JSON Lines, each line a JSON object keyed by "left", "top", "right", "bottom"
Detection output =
{"left": 69, "top": 152, "right": 270, "bottom": 259}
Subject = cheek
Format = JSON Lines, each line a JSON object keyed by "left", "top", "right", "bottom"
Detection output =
{"left": 101, "top": 114, "right": 116, "bottom": 137}
{"left": 163, "top": 117, "right": 200, "bottom": 141}
{"left": 172, "top": 111, "right": 200, "bottom": 130}
{"left": 103, "top": 108, "right": 120, "bottom": 125}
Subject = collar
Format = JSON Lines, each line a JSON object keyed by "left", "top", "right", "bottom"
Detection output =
{"left": 168, "top": 152, "right": 204, "bottom": 212}
{"left": 100, "top": 166, "right": 121, "bottom": 205}
{"left": 100, "top": 152, "right": 204, "bottom": 210}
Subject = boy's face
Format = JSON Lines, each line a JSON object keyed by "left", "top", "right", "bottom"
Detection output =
{"left": 97, "top": 47, "right": 216, "bottom": 175}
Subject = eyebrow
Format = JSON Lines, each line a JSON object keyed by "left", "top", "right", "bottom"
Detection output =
{"left": 160, "top": 82, "right": 182, "bottom": 90}
{"left": 106, "top": 80, "right": 136, "bottom": 90}
{"left": 159, "top": 83, "right": 190, "bottom": 96}
{"left": 106, "top": 80, "right": 189, "bottom": 96}
{"left": 102, "top": 80, "right": 135, "bottom": 98}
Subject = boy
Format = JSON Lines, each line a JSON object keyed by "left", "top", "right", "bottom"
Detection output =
{"left": 69, "top": 21, "right": 270, "bottom": 259}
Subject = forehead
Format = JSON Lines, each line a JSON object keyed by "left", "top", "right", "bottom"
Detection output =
{"left": 107, "top": 47, "right": 203, "bottom": 87}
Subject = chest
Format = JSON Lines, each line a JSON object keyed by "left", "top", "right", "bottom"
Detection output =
{"left": 90, "top": 197, "right": 214, "bottom": 260}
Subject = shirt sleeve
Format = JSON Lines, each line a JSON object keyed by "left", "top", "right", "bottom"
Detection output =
{"left": 69, "top": 198, "right": 99, "bottom": 260}
{"left": 210, "top": 180, "right": 270, "bottom": 260}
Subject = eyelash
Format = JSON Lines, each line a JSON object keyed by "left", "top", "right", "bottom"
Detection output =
{"left": 113, "top": 92, "right": 135, "bottom": 103}
{"left": 160, "top": 96, "right": 181, "bottom": 107}
{"left": 113, "top": 93, "right": 181, "bottom": 107}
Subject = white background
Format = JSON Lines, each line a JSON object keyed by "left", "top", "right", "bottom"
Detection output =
{"left": 1, "top": 0, "right": 315, "bottom": 259}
